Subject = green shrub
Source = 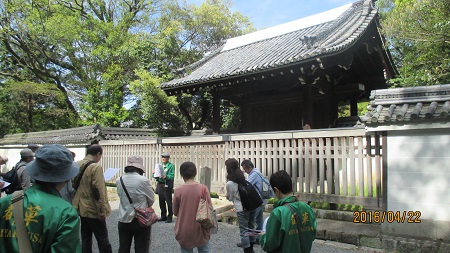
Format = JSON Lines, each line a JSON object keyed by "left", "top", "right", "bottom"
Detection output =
{"left": 106, "top": 182, "right": 117, "bottom": 187}
{"left": 309, "top": 202, "right": 330, "bottom": 209}
{"left": 267, "top": 198, "right": 278, "bottom": 204}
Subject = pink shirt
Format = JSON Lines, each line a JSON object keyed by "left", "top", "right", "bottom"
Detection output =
{"left": 173, "top": 182, "right": 211, "bottom": 248}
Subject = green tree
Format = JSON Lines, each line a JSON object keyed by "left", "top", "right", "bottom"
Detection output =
{"left": 131, "top": 0, "right": 254, "bottom": 133}
{"left": 0, "top": 0, "right": 159, "bottom": 127}
{"left": 0, "top": 81, "right": 78, "bottom": 137}
{"left": 0, "top": 0, "right": 253, "bottom": 135}
{"left": 379, "top": 0, "right": 450, "bottom": 86}
{"left": 129, "top": 70, "right": 183, "bottom": 135}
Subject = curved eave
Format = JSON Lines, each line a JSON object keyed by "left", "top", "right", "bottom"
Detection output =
{"left": 161, "top": 1, "right": 384, "bottom": 95}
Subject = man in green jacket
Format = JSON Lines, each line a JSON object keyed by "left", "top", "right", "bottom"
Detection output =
{"left": 259, "top": 170, "right": 316, "bottom": 253}
{"left": 0, "top": 144, "right": 81, "bottom": 252}
{"left": 154, "top": 152, "right": 175, "bottom": 223}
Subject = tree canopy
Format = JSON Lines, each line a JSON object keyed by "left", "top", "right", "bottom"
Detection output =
{"left": 0, "top": 0, "right": 254, "bottom": 136}
{"left": 3, "top": 0, "right": 447, "bottom": 137}
{"left": 378, "top": 0, "right": 450, "bottom": 86}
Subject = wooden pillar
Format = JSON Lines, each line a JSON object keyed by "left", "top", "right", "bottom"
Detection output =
{"left": 350, "top": 97, "right": 358, "bottom": 116}
{"left": 212, "top": 94, "right": 221, "bottom": 134}
{"left": 303, "top": 83, "right": 313, "bottom": 128}
{"left": 329, "top": 85, "right": 338, "bottom": 126}
{"left": 240, "top": 104, "right": 251, "bottom": 132}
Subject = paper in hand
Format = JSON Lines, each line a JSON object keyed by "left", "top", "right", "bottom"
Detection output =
{"left": 0, "top": 179, "right": 11, "bottom": 189}
{"left": 154, "top": 163, "right": 165, "bottom": 178}
{"left": 262, "top": 216, "right": 269, "bottom": 231}
{"left": 243, "top": 226, "right": 263, "bottom": 236}
{"left": 104, "top": 168, "right": 120, "bottom": 181}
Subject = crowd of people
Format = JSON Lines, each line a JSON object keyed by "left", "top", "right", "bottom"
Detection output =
{"left": 0, "top": 144, "right": 316, "bottom": 253}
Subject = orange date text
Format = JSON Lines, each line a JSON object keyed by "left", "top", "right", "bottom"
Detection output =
{"left": 353, "top": 211, "right": 421, "bottom": 223}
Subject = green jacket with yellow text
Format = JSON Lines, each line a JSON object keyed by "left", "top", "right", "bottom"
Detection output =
{"left": 0, "top": 184, "right": 81, "bottom": 253}
{"left": 260, "top": 195, "right": 316, "bottom": 253}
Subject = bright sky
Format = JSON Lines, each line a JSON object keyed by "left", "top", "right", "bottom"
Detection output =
{"left": 187, "top": 0, "right": 356, "bottom": 30}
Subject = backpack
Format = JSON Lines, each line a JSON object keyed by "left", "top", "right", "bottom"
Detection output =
{"left": 238, "top": 180, "right": 263, "bottom": 211}
{"left": 1, "top": 163, "right": 25, "bottom": 194}
{"left": 256, "top": 172, "right": 275, "bottom": 199}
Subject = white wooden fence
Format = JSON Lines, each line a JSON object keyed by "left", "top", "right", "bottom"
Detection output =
{"left": 100, "top": 127, "right": 384, "bottom": 210}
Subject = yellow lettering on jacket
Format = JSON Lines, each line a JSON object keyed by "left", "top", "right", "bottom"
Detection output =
{"left": 287, "top": 226, "right": 315, "bottom": 236}
{"left": 30, "top": 232, "right": 42, "bottom": 243}
{"left": 288, "top": 229, "right": 299, "bottom": 235}
{"left": 290, "top": 215, "right": 296, "bottom": 225}
{"left": 2, "top": 205, "right": 13, "bottom": 221}
{"left": 302, "top": 213, "right": 309, "bottom": 224}
{"left": 0, "top": 228, "right": 42, "bottom": 243}
{"left": 0, "top": 229, "right": 13, "bottom": 237}
{"left": 24, "top": 205, "right": 42, "bottom": 226}
{"left": 1, "top": 229, "right": 15, "bottom": 238}
{"left": 300, "top": 226, "right": 315, "bottom": 232}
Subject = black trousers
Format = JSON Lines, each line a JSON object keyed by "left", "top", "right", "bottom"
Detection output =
{"left": 118, "top": 219, "right": 151, "bottom": 253}
{"left": 157, "top": 183, "right": 173, "bottom": 218}
{"left": 80, "top": 217, "right": 112, "bottom": 253}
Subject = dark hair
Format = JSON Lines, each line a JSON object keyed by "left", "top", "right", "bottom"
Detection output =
{"left": 269, "top": 170, "right": 292, "bottom": 194}
{"left": 225, "top": 158, "right": 245, "bottom": 184}
{"left": 124, "top": 166, "right": 144, "bottom": 175}
{"left": 87, "top": 144, "right": 103, "bottom": 156}
{"left": 180, "top": 162, "right": 197, "bottom": 179}
{"left": 240, "top": 159, "right": 254, "bottom": 169}
{"left": 34, "top": 180, "right": 58, "bottom": 188}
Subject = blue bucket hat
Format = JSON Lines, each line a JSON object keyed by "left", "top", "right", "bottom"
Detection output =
{"left": 25, "top": 144, "right": 80, "bottom": 182}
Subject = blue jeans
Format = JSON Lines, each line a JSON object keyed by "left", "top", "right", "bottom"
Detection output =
{"left": 237, "top": 210, "right": 257, "bottom": 248}
{"left": 254, "top": 205, "right": 264, "bottom": 231}
{"left": 180, "top": 241, "right": 210, "bottom": 253}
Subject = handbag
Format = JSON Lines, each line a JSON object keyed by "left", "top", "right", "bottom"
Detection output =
{"left": 196, "top": 185, "right": 216, "bottom": 229}
{"left": 120, "top": 177, "right": 158, "bottom": 227}
{"left": 134, "top": 207, "right": 159, "bottom": 227}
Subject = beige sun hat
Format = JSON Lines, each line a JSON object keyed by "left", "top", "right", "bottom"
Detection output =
{"left": 126, "top": 155, "right": 145, "bottom": 171}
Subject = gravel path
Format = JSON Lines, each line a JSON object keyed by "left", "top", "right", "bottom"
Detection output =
{"left": 91, "top": 199, "right": 383, "bottom": 253}
{"left": 100, "top": 199, "right": 264, "bottom": 253}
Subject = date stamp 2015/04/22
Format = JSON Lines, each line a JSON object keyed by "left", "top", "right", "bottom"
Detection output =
{"left": 353, "top": 211, "right": 421, "bottom": 223}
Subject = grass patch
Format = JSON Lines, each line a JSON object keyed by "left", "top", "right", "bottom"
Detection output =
{"left": 106, "top": 182, "right": 117, "bottom": 187}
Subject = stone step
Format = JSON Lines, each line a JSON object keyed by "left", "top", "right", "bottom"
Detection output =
{"left": 214, "top": 205, "right": 450, "bottom": 252}
{"left": 216, "top": 208, "right": 238, "bottom": 225}
{"left": 314, "top": 209, "right": 382, "bottom": 225}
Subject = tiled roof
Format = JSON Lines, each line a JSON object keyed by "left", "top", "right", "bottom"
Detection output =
{"left": 161, "top": 0, "right": 378, "bottom": 90}
{"left": 361, "top": 84, "right": 450, "bottom": 125}
{"left": 101, "top": 127, "right": 157, "bottom": 140}
{"left": 0, "top": 125, "right": 157, "bottom": 145}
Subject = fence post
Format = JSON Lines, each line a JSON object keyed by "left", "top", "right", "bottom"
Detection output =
{"left": 200, "top": 166, "right": 212, "bottom": 192}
